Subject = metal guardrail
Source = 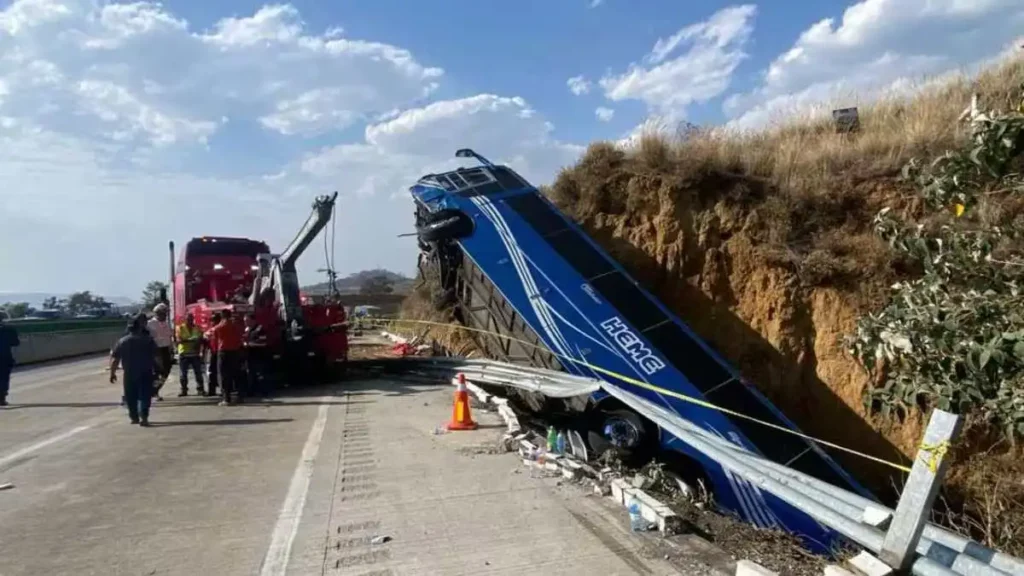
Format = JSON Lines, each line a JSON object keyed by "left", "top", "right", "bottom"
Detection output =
{"left": 346, "top": 356, "right": 1024, "bottom": 576}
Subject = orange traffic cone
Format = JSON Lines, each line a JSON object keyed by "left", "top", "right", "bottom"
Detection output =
{"left": 447, "top": 373, "right": 478, "bottom": 431}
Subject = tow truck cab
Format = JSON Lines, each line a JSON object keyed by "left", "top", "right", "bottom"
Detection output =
{"left": 173, "top": 236, "right": 268, "bottom": 331}
{"left": 170, "top": 198, "right": 349, "bottom": 379}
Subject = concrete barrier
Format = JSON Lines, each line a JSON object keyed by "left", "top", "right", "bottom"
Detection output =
{"left": 12, "top": 328, "right": 124, "bottom": 365}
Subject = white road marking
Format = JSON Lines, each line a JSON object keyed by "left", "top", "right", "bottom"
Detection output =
{"left": 0, "top": 425, "right": 93, "bottom": 468}
{"left": 12, "top": 359, "right": 108, "bottom": 393}
{"left": 15, "top": 371, "right": 105, "bottom": 394}
{"left": 259, "top": 399, "right": 331, "bottom": 576}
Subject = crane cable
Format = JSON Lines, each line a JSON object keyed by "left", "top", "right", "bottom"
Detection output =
{"left": 364, "top": 316, "right": 917, "bottom": 474}
{"left": 321, "top": 202, "right": 339, "bottom": 297}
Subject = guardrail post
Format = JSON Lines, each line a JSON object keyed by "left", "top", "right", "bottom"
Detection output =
{"left": 879, "top": 409, "right": 962, "bottom": 572}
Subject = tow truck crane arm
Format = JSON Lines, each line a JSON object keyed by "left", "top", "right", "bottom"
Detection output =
{"left": 281, "top": 192, "right": 338, "bottom": 270}
{"left": 250, "top": 192, "right": 338, "bottom": 336}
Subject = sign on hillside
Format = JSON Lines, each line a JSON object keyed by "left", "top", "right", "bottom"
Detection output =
{"left": 832, "top": 107, "right": 860, "bottom": 133}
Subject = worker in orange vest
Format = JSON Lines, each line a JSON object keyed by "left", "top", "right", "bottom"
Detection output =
{"left": 211, "top": 309, "right": 245, "bottom": 406}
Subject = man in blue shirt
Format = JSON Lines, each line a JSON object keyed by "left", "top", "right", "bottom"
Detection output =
{"left": 110, "top": 313, "right": 157, "bottom": 426}
{"left": 0, "top": 311, "right": 20, "bottom": 406}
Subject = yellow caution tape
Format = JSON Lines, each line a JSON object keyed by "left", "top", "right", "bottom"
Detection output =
{"left": 918, "top": 440, "right": 950, "bottom": 474}
{"left": 366, "top": 317, "right": 914, "bottom": 473}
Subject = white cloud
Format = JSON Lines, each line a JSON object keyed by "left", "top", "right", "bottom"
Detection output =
{"left": 0, "top": 93, "right": 581, "bottom": 296}
{"left": 599, "top": 5, "right": 756, "bottom": 118}
{"left": 302, "top": 94, "right": 583, "bottom": 194}
{"left": 567, "top": 75, "right": 592, "bottom": 96}
{"left": 0, "top": 1, "right": 582, "bottom": 297}
{"left": 83, "top": 2, "right": 187, "bottom": 49}
{"left": 588, "top": 0, "right": 604, "bottom": 8}
{"left": 0, "top": 123, "right": 289, "bottom": 296}
{"left": 595, "top": 107, "right": 615, "bottom": 122}
{"left": 259, "top": 88, "right": 364, "bottom": 135}
{"left": 0, "top": 0, "right": 70, "bottom": 35}
{"left": 75, "top": 79, "right": 218, "bottom": 145}
{"left": 724, "top": 0, "right": 1024, "bottom": 129}
{"left": 201, "top": 4, "right": 303, "bottom": 47}
{"left": 0, "top": 0, "right": 445, "bottom": 147}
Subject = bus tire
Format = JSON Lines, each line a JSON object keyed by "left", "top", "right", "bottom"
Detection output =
{"left": 586, "top": 408, "right": 654, "bottom": 465}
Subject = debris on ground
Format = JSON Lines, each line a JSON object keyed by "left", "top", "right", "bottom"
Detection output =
{"left": 535, "top": 445, "right": 835, "bottom": 576}
{"left": 642, "top": 465, "right": 834, "bottom": 576}
{"left": 630, "top": 473, "right": 651, "bottom": 490}
{"left": 370, "top": 535, "right": 391, "bottom": 545}
{"left": 456, "top": 443, "right": 505, "bottom": 457}
{"left": 0, "top": 483, "right": 13, "bottom": 491}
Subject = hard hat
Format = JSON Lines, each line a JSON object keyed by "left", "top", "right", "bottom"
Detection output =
{"left": 153, "top": 303, "right": 168, "bottom": 313}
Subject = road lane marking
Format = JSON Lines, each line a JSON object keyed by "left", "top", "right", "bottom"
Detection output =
{"left": 0, "top": 425, "right": 93, "bottom": 468}
{"left": 13, "top": 359, "right": 108, "bottom": 393}
{"left": 260, "top": 398, "right": 331, "bottom": 576}
{"left": 15, "top": 370, "right": 106, "bottom": 394}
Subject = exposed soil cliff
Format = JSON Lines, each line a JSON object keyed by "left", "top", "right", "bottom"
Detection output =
{"left": 545, "top": 56, "right": 1024, "bottom": 505}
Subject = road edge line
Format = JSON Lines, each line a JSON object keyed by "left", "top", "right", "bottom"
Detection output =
{"left": 259, "top": 398, "right": 331, "bottom": 576}
{"left": 0, "top": 425, "right": 94, "bottom": 468}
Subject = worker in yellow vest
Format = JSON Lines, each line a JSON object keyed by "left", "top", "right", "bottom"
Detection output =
{"left": 176, "top": 313, "right": 206, "bottom": 397}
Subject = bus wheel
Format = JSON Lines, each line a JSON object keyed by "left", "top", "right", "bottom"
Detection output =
{"left": 585, "top": 408, "right": 654, "bottom": 465}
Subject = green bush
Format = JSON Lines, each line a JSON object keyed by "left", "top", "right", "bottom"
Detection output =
{"left": 847, "top": 89, "right": 1024, "bottom": 440}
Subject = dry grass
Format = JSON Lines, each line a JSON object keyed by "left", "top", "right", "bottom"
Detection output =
{"left": 397, "top": 275, "right": 479, "bottom": 357}
{"left": 937, "top": 447, "right": 1024, "bottom": 556}
{"left": 548, "top": 55, "right": 1024, "bottom": 288}
{"left": 648, "top": 57, "right": 1022, "bottom": 197}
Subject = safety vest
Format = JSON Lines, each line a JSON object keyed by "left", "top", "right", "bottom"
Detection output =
{"left": 176, "top": 325, "right": 202, "bottom": 356}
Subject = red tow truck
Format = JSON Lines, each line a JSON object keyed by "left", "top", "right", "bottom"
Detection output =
{"left": 168, "top": 193, "right": 348, "bottom": 383}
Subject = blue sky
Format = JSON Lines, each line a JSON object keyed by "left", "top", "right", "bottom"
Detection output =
{"left": 0, "top": 0, "right": 1022, "bottom": 300}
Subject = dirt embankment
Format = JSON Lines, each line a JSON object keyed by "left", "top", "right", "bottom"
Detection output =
{"left": 545, "top": 56, "right": 1024, "bottom": 500}
{"left": 549, "top": 156, "right": 911, "bottom": 489}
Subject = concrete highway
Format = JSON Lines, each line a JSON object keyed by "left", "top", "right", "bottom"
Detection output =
{"left": 0, "top": 352, "right": 681, "bottom": 576}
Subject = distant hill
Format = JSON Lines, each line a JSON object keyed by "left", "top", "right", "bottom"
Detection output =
{"left": 303, "top": 269, "right": 415, "bottom": 295}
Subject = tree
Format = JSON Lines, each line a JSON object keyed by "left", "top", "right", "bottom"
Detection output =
{"left": 1, "top": 302, "right": 32, "bottom": 319}
{"left": 66, "top": 291, "right": 97, "bottom": 315}
{"left": 42, "top": 296, "right": 61, "bottom": 310}
{"left": 359, "top": 274, "right": 394, "bottom": 296}
{"left": 141, "top": 281, "right": 169, "bottom": 310}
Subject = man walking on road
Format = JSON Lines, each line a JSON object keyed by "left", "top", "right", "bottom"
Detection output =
{"left": 110, "top": 313, "right": 157, "bottom": 426}
{"left": 0, "top": 311, "right": 20, "bottom": 406}
{"left": 211, "top": 309, "right": 244, "bottom": 406}
{"left": 148, "top": 304, "right": 174, "bottom": 401}
{"left": 176, "top": 313, "right": 205, "bottom": 397}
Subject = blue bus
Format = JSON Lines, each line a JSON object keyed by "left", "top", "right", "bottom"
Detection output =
{"left": 407, "top": 149, "right": 874, "bottom": 552}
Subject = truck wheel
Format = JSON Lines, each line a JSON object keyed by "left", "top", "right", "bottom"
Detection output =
{"left": 417, "top": 209, "right": 473, "bottom": 242}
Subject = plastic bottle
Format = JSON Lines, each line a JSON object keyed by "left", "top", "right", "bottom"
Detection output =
{"left": 628, "top": 500, "right": 646, "bottom": 532}
{"left": 555, "top": 431, "right": 567, "bottom": 455}
{"left": 546, "top": 426, "right": 558, "bottom": 452}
